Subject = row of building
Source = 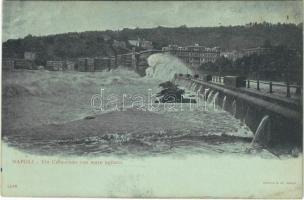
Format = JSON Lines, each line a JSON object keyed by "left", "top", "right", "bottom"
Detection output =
{"left": 2, "top": 51, "right": 137, "bottom": 72}
{"left": 2, "top": 58, "right": 77, "bottom": 71}
{"left": 77, "top": 53, "right": 136, "bottom": 72}
{"left": 162, "top": 44, "right": 297, "bottom": 66}
{"left": 221, "top": 46, "right": 299, "bottom": 61}
{"left": 162, "top": 44, "right": 221, "bottom": 68}
{"left": 220, "top": 47, "right": 274, "bottom": 61}
{"left": 3, "top": 44, "right": 295, "bottom": 72}
{"left": 106, "top": 38, "right": 154, "bottom": 50}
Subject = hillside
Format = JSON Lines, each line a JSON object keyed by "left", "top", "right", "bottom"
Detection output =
{"left": 123, "top": 22, "right": 302, "bottom": 51}
{"left": 2, "top": 22, "right": 302, "bottom": 64}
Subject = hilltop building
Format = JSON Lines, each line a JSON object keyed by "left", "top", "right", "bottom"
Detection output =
{"left": 128, "top": 38, "right": 153, "bottom": 50}
{"left": 113, "top": 40, "right": 127, "bottom": 49}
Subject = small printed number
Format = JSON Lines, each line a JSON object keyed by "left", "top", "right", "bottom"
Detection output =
{"left": 7, "top": 184, "right": 17, "bottom": 189}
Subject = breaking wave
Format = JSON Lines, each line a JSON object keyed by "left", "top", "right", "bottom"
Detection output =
{"left": 145, "top": 53, "right": 193, "bottom": 81}
{"left": 2, "top": 69, "right": 141, "bottom": 98}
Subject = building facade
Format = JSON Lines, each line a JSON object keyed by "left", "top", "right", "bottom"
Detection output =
{"left": 14, "top": 59, "right": 35, "bottom": 70}
{"left": 77, "top": 58, "right": 95, "bottom": 72}
{"left": 109, "top": 57, "right": 117, "bottom": 69}
{"left": 140, "top": 40, "right": 153, "bottom": 50}
{"left": 94, "top": 57, "right": 110, "bottom": 71}
{"left": 220, "top": 50, "right": 244, "bottom": 61}
{"left": 113, "top": 40, "right": 127, "bottom": 49}
{"left": 116, "top": 53, "right": 136, "bottom": 68}
{"left": 46, "top": 61, "right": 65, "bottom": 71}
{"left": 242, "top": 47, "right": 273, "bottom": 57}
{"left": 2, "top": 59, "right": 15, "bottom": 71}
{"left": 162, "top": 44, "right": 221, "bottom": 68}
{"left": 66, "top": 61, "right": 75, "bottom": 71}
{"left": 128, "top": 38, "right": 153, "bottom": 50}
{"left": 24, "top": 52, "right": 36, "bottom": 61}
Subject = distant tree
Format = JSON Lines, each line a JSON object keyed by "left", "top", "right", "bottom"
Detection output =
{"left": 262, "top": 39, "right": 272, "bottom": 48}
{"left": 179, "top": 25, "right": 187, "bottom": 28}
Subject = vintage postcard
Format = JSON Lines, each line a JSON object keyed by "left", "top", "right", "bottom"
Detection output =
{"left": 1, "top": 0, "right": 303, "bottom": 198}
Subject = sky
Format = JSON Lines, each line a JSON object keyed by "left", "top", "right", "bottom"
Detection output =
{"left": 2, "top": 1, "right": 303, "bottom": 41}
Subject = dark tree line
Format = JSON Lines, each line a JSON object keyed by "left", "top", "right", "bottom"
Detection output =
{"left": 199, "top": 45, "right": 303, "bottom": 83}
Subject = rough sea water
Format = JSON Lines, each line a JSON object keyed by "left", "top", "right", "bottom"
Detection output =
{"left": 1, "top": 54, "right": 292, "bottom": 159}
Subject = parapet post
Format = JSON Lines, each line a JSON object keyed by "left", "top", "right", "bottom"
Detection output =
{"left": 295, "top": 85, "right": 301, "bottom": 95}
{"left": 269, "top": 82, "right": 273, "bottom": 93}
{"left": 256, "top": 69, "right": 260, "bottom": 90}
{"left": 131, "top": 47, "right": 137, "bottom": 69}
{"left": 286, "top": 82, "right": 291, "bottom": 98}
{"left": 114, "top": 54, "right": 118, "bottom": 68}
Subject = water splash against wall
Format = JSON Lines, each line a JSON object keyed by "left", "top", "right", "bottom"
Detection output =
{"left": 232, "top": 99, "right": 237, "bottom": 117}
{"left": 222, "top": 96, "right": 227, "bottom": 110}
{"left": 145, "top": 53, "right": 193, "bottom": 82}
{"left": 207, "top": 90, "right": 214, "bottom": 103}
{"left": 212, "top": 92, "right": 219, "bottom": 106}
{"left": 251, "top": 115, "right": 271, "bottom": 146}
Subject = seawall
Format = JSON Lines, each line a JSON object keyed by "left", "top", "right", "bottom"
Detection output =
{"left": 174, "top": 76, "right": 302, "bottom": 148}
